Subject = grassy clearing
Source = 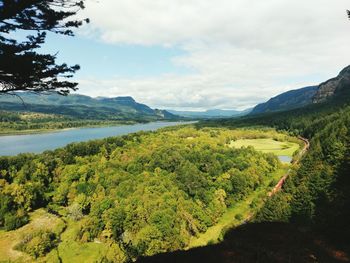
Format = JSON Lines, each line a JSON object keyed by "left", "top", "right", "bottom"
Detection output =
{"left": 0, "top": 209, "right": 109, "bottom": 263}
{"left": 0, "top": 209, "right": 65, "bottom": 263}
{"left": 187, "top": 168, "right": 287, "bottom": 249}
{"left": 230, "top": 138, "right": 300, "bottom": 157}
{"left": 46, "top": 219, "right": 109, "bottom": 263}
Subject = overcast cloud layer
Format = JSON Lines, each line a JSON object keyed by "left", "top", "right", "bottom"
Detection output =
{"left": 77, "top": 0, "right": 350, "bottom": 110}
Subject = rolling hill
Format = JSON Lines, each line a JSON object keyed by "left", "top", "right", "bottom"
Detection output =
{"left": 0, "top": 92, "right": 179, "bottom": 121}
{"left": 250, "top": 86, "right": 318, "bottom": 115}
{"left": 250, "top": 65, "right": 350, "bottom": 115}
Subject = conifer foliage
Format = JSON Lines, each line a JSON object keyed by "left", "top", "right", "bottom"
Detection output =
{"left": 0, "top": 0, "right": 88, "bottom": 94}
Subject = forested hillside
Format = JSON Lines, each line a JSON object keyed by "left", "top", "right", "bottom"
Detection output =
{"left": 250, "top": 65, "right": 350, "bottom": 115}
{"left": 0, "top": 93, "right": 178, "bottom": 121}
{"left": 136, "top": 65, "right": 350, "bottom": 262}
{"left": 253, "top": 90, "right": 350, "bottom": 245}
{"left": 250, "top": 86, "right": 317, "bottom": 115}
{"left": 0, "top": 111, "right": 136, "bottom": 135}
{"left": 206, "top": 67, "right": 350, "bottom": 230}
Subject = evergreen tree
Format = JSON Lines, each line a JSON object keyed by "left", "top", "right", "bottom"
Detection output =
{"left": 0, "top": 0, "right": 88, "bottom": 94}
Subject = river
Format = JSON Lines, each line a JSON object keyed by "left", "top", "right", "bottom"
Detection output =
{"left": 0, "top": 121, "right": 192, "bottom": 156}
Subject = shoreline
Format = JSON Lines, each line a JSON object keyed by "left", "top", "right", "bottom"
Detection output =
{"left": 0, "top": 121, "right": 138, "bottom": 137}
{"left": 0, "top": 120, "right": 195, "bottom": 137}
{"left": 0, "top": 127, "right": 78, "bottom": 136}
{"left": 0, "top": 120, "right": 195, "bottom": 156}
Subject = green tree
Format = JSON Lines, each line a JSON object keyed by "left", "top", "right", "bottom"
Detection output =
{"left": 4, "top": 212, "right": 29, "bottom": 230}
{"left": 290, "top": 184, "right": 315, "bottom": 224}
{"left": 255, "top": 193, "right": 292, "bottom": 222}
{"left": 15, "top": 230, "right": 57, "bottom": 258}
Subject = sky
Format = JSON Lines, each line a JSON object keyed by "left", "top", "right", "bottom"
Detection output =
{"left": 41, "top": 0, "right": 350, "bottom": 110}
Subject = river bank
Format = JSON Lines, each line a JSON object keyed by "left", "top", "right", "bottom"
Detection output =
{"left": 0, "top": 121, "right": 195, "bottom": 156}
{"left": 0, "top": 120, "right": 139, "bottom": 136}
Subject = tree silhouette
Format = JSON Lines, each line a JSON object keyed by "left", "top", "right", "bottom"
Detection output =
{"left": 0, "top": 0, "right": 89, "bottom": 95}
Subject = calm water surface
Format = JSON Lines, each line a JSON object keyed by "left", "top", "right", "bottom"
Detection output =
{"left": 0, "top": 121, "right": 192, "bottom": 156}
{"left": 278, "top": 155, "right": 292, "bottom": 163}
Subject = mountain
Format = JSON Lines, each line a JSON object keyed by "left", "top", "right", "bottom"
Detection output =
{"left": 250, "top": 86, "right": 318, "bottom": 115}
{"left": 313, "top": 65, "right": 350, "bottom": 103}
{"left": 250, "top": 65, "right": 350, "bottom": 115}
{"left": 167, "top": 108, "right": 251, "bottom": 119}
{"left": 0, "top": 92, "right": 179, "bottom": 121}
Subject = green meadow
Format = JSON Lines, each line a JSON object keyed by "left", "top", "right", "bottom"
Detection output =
{"left": 230, "top": 138, "right": 300, "bottom": 157}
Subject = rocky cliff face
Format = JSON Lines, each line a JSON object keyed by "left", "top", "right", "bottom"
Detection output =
{"left": 313, "top": 65, "right": 350, "bottom": 103}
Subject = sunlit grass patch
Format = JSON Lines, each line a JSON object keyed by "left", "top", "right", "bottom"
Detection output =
{"left": 50, "top": 219, "right": 109, "bottom": 263}
{"left": 230, "top": 138, "right": 300, "bottom": 157}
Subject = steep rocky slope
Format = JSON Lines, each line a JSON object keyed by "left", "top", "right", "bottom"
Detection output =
{"left": 313, "top": 65, "right": 350, "bottom": 103}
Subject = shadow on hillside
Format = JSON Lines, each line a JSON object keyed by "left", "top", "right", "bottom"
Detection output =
{"left": 137, "top": 222, "right": 349, "bottom": 263}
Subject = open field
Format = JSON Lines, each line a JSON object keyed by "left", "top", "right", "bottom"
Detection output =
{"left": 49, "top": 219, "right": 109, "bottom": 263}
{"left": 230, "top": 138, "right": 300, "bottom": 157}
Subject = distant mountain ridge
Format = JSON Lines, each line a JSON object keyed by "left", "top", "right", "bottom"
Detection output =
{"left": 0, "top": 92, "right": 178, "bottom": 121}
{"left": 168, "top": 108, "right": 252, "bottom": 118}
{"left": 250, "top": 65, "right": 350, "bottom": 115}
{"left": 250, "top": 86, "right": 318, "bottom": 115}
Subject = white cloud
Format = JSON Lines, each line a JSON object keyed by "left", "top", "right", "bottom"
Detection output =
{"left": 76, "top": 0, "right": 350, "bottom": 110}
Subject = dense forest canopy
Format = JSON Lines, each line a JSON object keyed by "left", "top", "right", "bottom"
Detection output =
{"left": 0, "top": 127, "right": 298, "bottom": 261}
